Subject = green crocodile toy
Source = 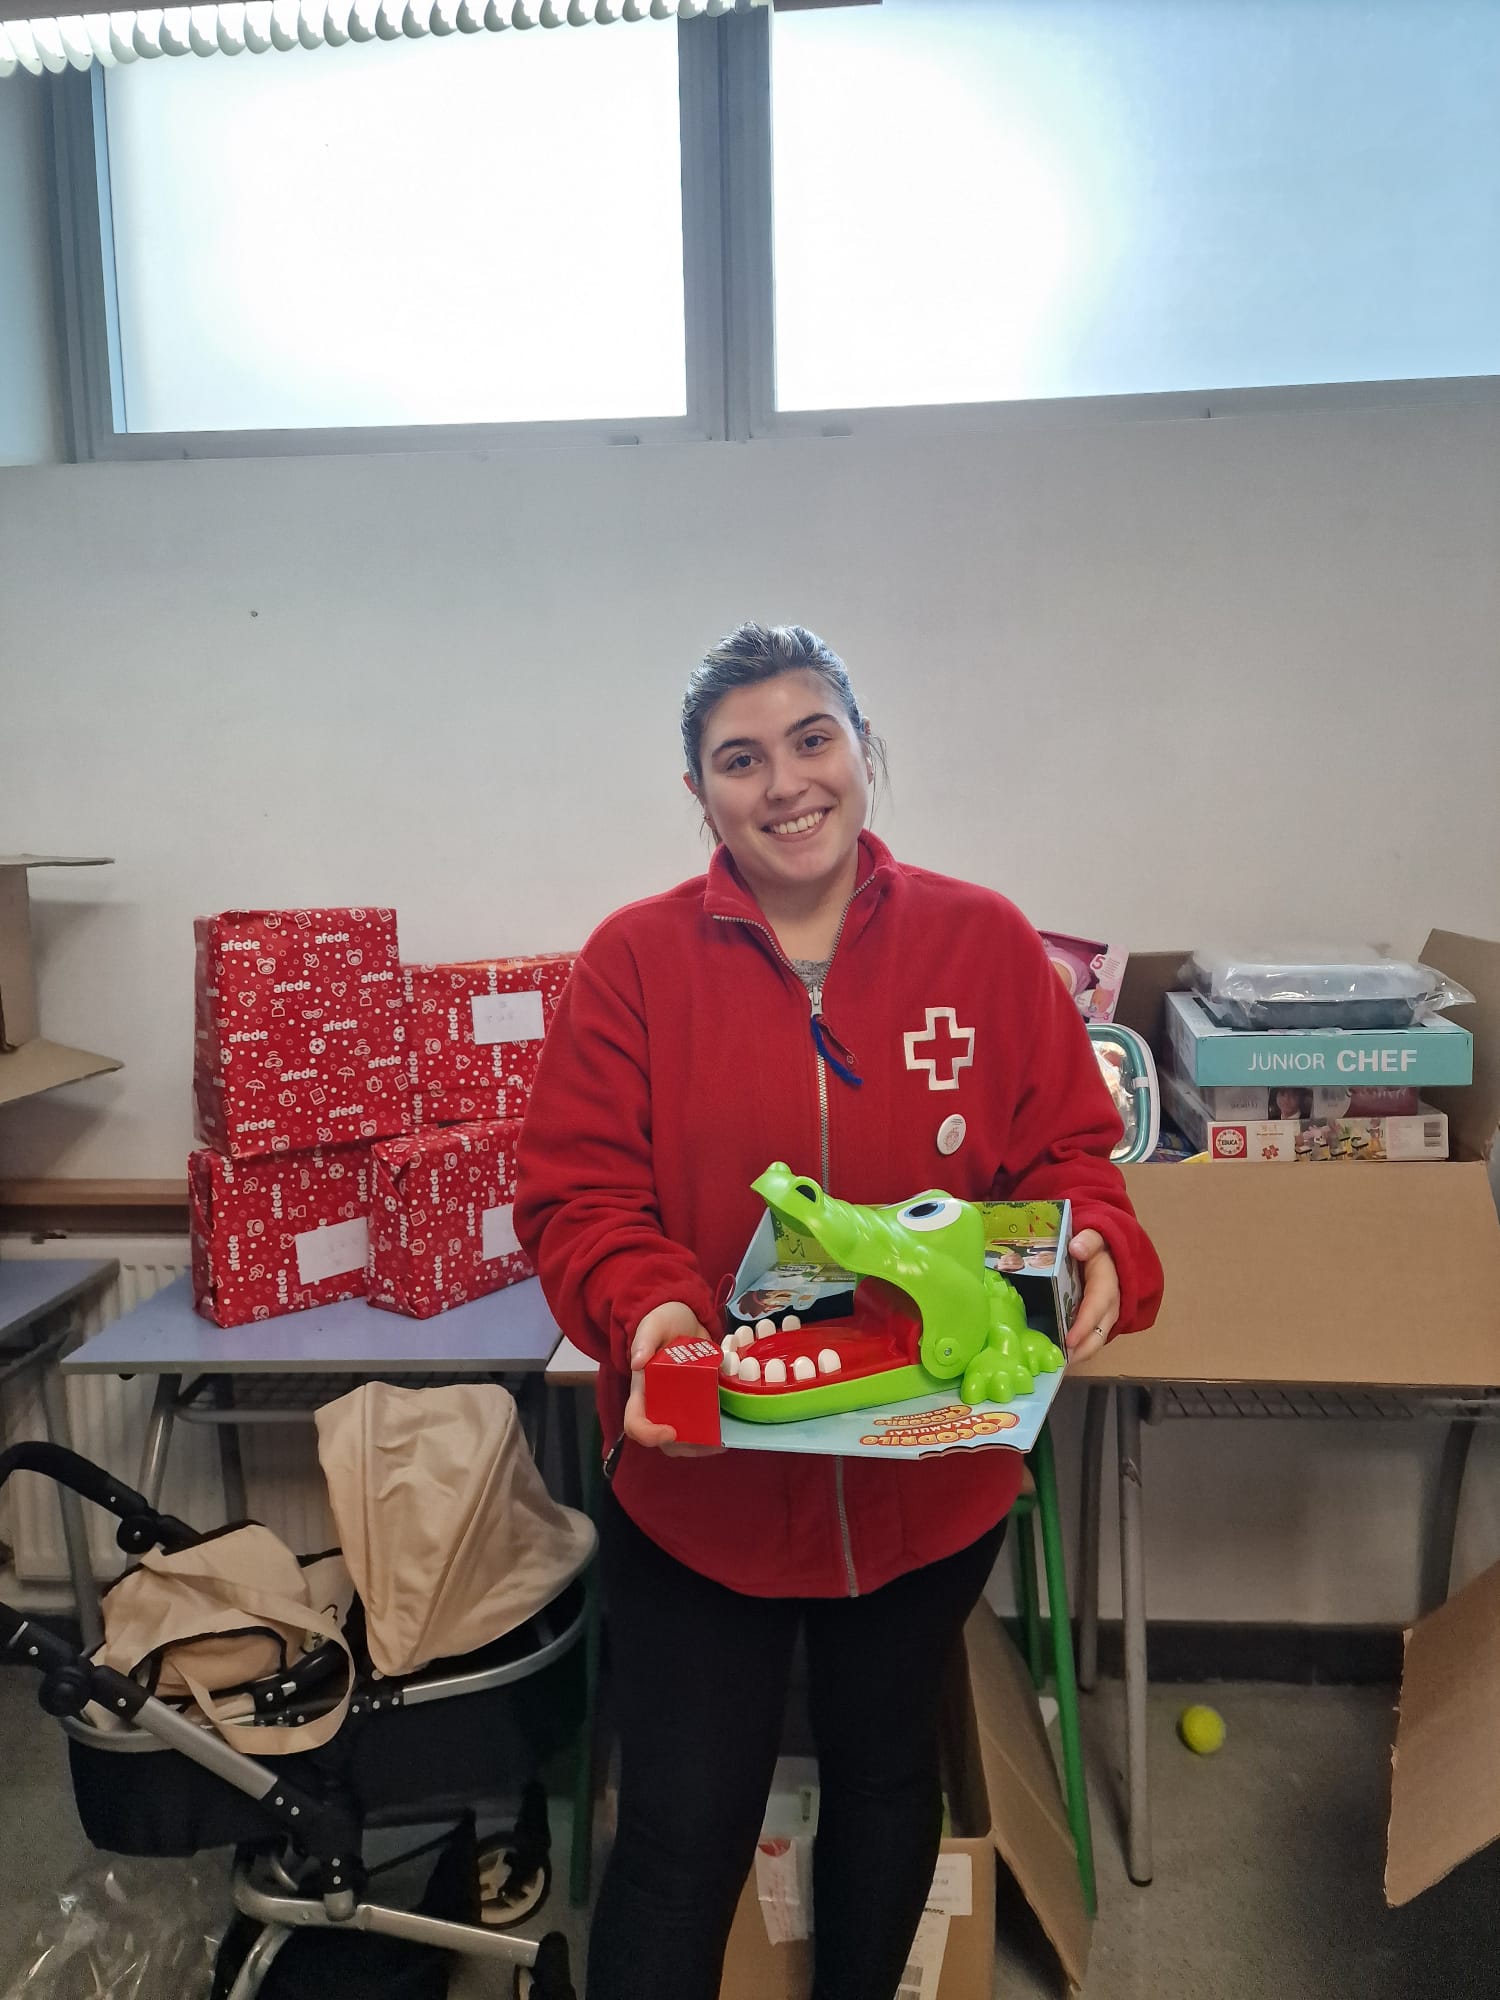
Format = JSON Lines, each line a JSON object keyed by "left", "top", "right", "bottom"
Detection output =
{"left": 718, "top": 1163, "right": 1066, "bottom": 1426}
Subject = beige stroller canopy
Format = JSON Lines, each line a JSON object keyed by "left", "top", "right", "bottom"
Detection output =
{"left": 315, "top": 1380, "right": 596, "bottom": 1680}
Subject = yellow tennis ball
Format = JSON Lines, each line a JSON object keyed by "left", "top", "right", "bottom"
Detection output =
{"left": 1178, "top": 1704, "right": 1226, "bottom": 1755}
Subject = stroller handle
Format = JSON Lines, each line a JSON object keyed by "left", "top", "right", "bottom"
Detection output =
{"left": 0, "top": 1442, "right": 198, "bottom": 1552}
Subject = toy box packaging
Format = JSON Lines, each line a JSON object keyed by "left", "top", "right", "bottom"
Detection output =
{"left": 1162, "top": 989, "right": 1473, "bottom": 1092}
{"left": 367, "top": 1119, "right": 533, "bottom": 1320}
{"left": 403, "top": 954, "right": 574, "bottom": 1127}
{"left": 1039, "top": 931, "right": 1128, "bottom": 1026}
{"left": 1172, "top": 1079, "right": 1421, "bottom": 1121}
{"left": 194, "top": 907, "right": 410, "bottom": 1160}
{"left": 190, "top": 1143, "right": 372, "bottom": 1328}
{"left": 1161, "top": 1068, "right": 1449, "bottom": 1163}
{"left": 643, "top": 1166, "right": 1080, "bottom": 1458}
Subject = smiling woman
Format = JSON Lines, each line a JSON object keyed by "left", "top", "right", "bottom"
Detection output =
{"left": 677, "top": 623, "right": 889, "bottom": 961}
{"left": 512, "top": 618, "right": 1162, "bottom": 2000}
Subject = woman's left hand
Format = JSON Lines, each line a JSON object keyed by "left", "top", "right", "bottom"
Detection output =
{"left": 1065, "top": 1229, "right": 1121, "bottom": 1363}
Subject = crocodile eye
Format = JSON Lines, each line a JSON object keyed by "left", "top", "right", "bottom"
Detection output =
{"left": 899, "top": 1195, "right": 963, "bottom": 1232}
{"left": 795, "top": 1182, "right": 819, "bottom": 1202}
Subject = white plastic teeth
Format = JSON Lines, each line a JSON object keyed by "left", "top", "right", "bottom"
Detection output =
{"left": 782, "top": 1313, "right": 802, "bottom": 1332}
{"left": 721, "top": 1349, "right": 740, "bottom": 1379}
{"left": 755, "top": 1318, "right": 776, "bottom": 1340}
{"left": 738, "top": 1355, "right": 762, "bottom": 1384}
{"left": 763, "top": 1358, "right": 788, "bottom": 1385}
{"left": 818, "top": 1349, "right": 841, "bottom": 1375}
{"left": 732, "top": 1327, "right": 755, "bottom": 1351}
{"left": 792, "top": 1356, "right": 816, "bottom": 1383}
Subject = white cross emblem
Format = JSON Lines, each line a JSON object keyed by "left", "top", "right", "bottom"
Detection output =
{"left": 903, "top": 1007, "right": 975, "bottom": 1092}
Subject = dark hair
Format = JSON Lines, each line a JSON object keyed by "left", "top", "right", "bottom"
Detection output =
{"left": 681, "top": 622, "right": 888, "bottom": 794}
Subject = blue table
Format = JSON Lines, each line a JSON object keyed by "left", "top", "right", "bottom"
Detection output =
{"left": 1, "top": 1257, "right": 120, "bottom": 1649}
{"left": 63, "top": 1273, "right": 563, "bottom": 1518}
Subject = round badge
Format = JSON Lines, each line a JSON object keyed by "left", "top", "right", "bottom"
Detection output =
{"left": 936, "top": 1113, "right": 966, "bottom": 1156}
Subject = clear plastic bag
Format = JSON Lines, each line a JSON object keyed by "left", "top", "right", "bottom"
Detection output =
{"left": 1183, "top": 950, "right": 1474, "bottom": 1031}
{"left": 0, "top": 1854, "right": 225, "bottom": 2000}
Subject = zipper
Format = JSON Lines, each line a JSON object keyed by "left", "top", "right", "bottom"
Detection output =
{"left": 712, "top": 877, "right": 875, "bottom": 1598}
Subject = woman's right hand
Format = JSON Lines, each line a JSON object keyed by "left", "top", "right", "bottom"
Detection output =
{"left": 625, "top": 1301, "right": 725, "bottom": 1457}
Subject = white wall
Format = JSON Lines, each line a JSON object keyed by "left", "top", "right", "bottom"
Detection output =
{"left": 0, "top": 75, "right": 63, "bottom": 467}
{"left": 4, "top": 402, "right": 1499, "bottom": 1630}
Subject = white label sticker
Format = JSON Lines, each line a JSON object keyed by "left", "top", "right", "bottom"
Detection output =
{"left": 481, "top": 1203, "right": 520, "bottom": 1261}
{"left": 926, "top": 1852, "right": 972, "bottom": 1917}
{"left": 897, "top": 1909, "right": 950, "bottom": 2000}
{"left": 294, "top": 1216, "right": 369, "bottom": 1287}
{"left": 754, "top": 1838, "right": 812, "bottom": 1946}
{"left": 470, "top": 991, "right": 545, "bottom": 1047}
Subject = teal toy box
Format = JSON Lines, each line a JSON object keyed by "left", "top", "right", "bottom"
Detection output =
{"left": 1163, "top": 990, "right": 1474, "bottom": 1091}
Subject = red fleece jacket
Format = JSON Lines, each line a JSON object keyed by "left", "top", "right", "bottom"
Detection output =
{"left": 515, "top": 832, "right": 1162, "bottom": 1598}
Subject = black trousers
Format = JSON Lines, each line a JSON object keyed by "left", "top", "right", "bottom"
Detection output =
{"left": 587, "top": 1491, "right": 1006, "bottom": 2000}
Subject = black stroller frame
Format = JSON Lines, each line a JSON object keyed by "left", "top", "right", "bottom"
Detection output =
{"left": 0, "top": 1442, "right": 584, "bottom": 2000}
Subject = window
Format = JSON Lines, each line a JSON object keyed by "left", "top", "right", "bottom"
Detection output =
{"left": 43, "top": 0, "right": 1500, "bottom": 456}
{"left": 770, "top": 0, "right": 1500, "bottom": 412}
{"left": 105, "top": 25, "right": 688, "bottom": 432}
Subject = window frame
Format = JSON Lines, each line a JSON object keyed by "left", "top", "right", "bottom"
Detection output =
{"left": 46, "top": 3, "right": 1500, "bottom": 462}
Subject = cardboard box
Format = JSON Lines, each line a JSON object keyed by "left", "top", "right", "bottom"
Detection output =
{"left": 190, "top": 1143, "right": 372, "bottom": 1327}
{"left": 1078, "top": 931, "right": 1500, "bottom": 1394}
{"left": 0, "top": 855, "right": 122, "bottom": 1106}
{"left": 193, "top": 907, "right": 410, "bottom": 1160}
{"left": 714, "top": 1199, "right": 1080, "bottom": 1461}
{"left": 368, "top": 1119, "right": 533, "bottom": 1320}
{"left": 718, "top": 1604, "right": 1090, "bottom": 1998}
{"left": 1161, "top": 1068, "right": 1450, "bottom": 1163}
{"left": 1387, "top": 1557, "right": 1500, "bottom": 1909}
{"left": 1163, "top": 988, "right": 1474, "bottom": 1090}
{"left": 402, "top": 955, "right": 574, "bottom": 1127}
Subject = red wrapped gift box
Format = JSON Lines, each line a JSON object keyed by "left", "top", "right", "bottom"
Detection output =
{"left": 194, "top": 907, "right": 411, "bottom": 1160}
{"left": 190, "top": 1144, "right": 372, "bottom": 1328}
{"left": 403, "top": 955, "right": 574, "bottom": 1128}
{"left": 368, "top": 1120, "right": 533, "bottom": 1319}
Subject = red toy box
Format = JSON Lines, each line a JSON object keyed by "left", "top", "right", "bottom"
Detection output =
{"left": 190, "top": 1143, "right": 372, "bottom": 1328}
{"left": 642, "top": 1334, "right": 724, "bottom": 1447}
{"left": 194, "top": 907, "right": 410, "bottom": 1160}
{"left": 403, "top": 955, "right": 574, "bottom": 1127}
{"left": 368, "top": 1119, "right": 533, "bottom": 1319}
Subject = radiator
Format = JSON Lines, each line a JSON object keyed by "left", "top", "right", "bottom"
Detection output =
{"left": 0, "top": 1236, "right": 332, "bottom": 1583}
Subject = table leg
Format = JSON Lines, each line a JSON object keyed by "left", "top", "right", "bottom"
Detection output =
{"left": 212, "top": 1379, "right": 250, "bottom": 1522}
{"left": 138, "top": 1375, "right": 180, "bottom": 1508}
{"left": 1420, "top": 1416, "right": 1477, "bottom": 1616}
{"left": 1031, "top": 1422, "right": 1098, "bottom": 1917}
{"left": 1117, "top": 1384, "right": 1152, "bottom": 1886}
{"left": 1077, "top": 1384, "right": 1109, "bottom": 1694}
{"left": 38, "top": 1355, "right": 104, "bottom": 1651}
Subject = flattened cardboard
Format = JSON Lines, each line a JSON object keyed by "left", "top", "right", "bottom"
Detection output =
{"left": 0, "top": 1038, "right": 123, "bottom": 1106}
{"left": 954, "top": 1602, "right": 1091, "bottom": 1992}
{"left": 1386, "top": 1557, "right": 1500, "bottom": 1907}
{"left": 1080, "top": 934, "right": 1500, "bottom": 1393}
{"left": 0, "top": 856, "right": 120, "bottom": 1106}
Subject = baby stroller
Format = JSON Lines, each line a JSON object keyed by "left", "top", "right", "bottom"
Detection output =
{"left": 0, "top": 1380, "right": 592, "bottom": 2000}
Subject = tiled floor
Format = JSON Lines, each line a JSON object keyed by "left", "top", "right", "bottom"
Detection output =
{"left": 2, "top": 1665, "right": 1495, "bottom": 1998}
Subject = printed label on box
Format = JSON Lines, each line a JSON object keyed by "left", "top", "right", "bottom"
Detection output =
{"left": 481, "top": 1202, "right": 520, "bottom": 1261}
{"left": 897, "top": 1909, "right": 950, "bottom": 2000}
{"left": 295, "top": 1216, "right": 369, "bottom": 1287}
{"left": 471, "top": 991, "right": 546, "bottom": 1047}
{"left": 926, "top": 1852, "right": 973, "bottom": 1917}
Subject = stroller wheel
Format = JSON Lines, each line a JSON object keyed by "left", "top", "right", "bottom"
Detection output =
{"left": 514, "top": 1932, "right": 574, "bottom": 2000}
{"left": 479, "top": 1849, "right": 551, "bottom": 1928}
{"left": 480, "top": 1780, "right": 553, "bottom": 1928}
